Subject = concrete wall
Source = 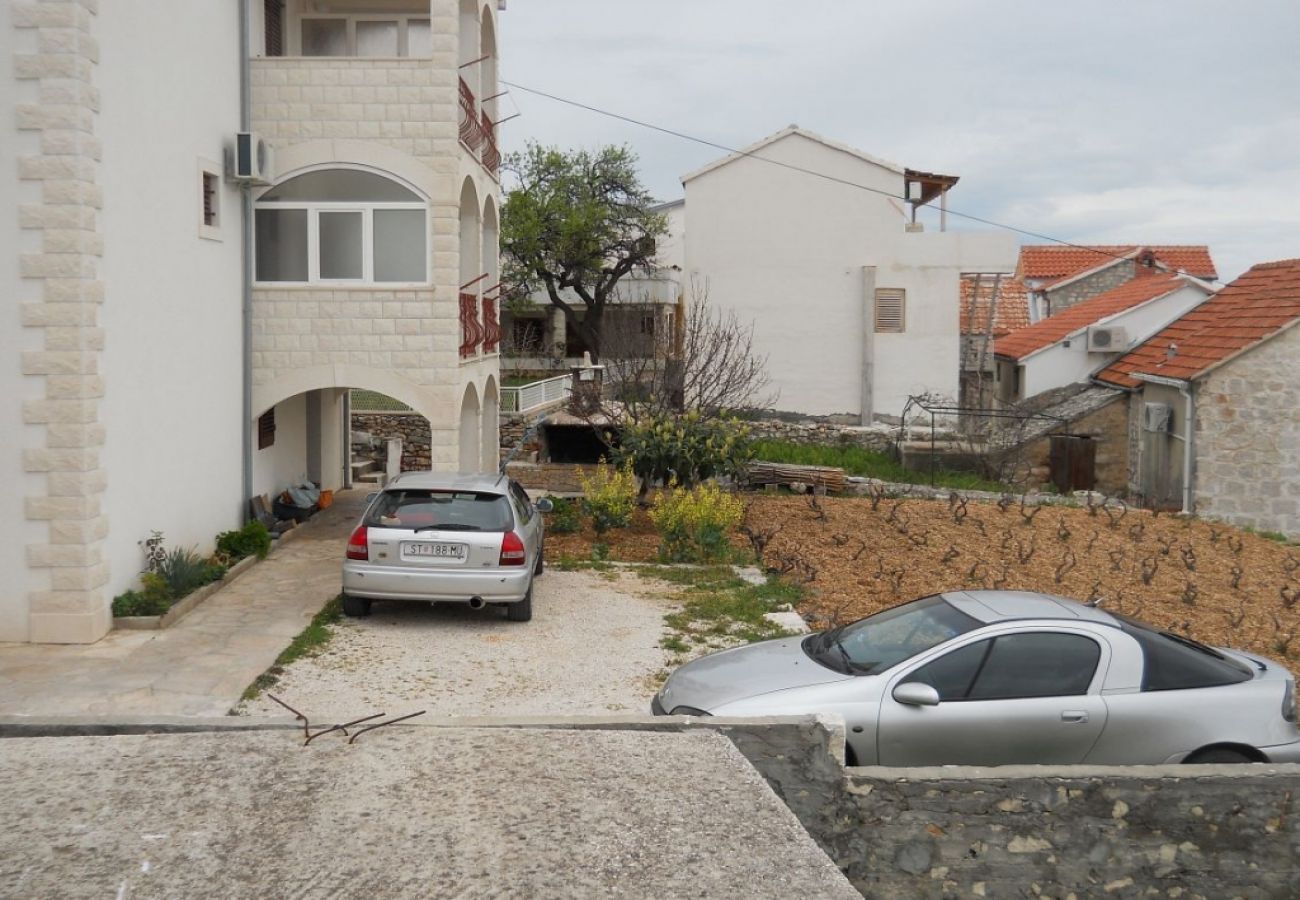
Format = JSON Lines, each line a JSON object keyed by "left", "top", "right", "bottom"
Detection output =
{"left": 252, "top": 393, "right": 308, "bottom": 499}
{"left": 1195, "top": 324, "right": 1300, "bottom": 536}
{"left": 1021, "top": 284, "right": 1210, "bottom": 399}
{"left": 98, "top": 0, "right": 245, "bottom": 596}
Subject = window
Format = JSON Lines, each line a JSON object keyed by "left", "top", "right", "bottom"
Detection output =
{"left": 874, "top": 289, "right": 906, "bottom": 333}
{"left": 510, "top": 482, "right": 533, "bottom": 525}
{"left": 910, "top": 640, "right": 990, "bottom": 701}
{"left": 909, "top": 633, "right": 1100, "bottom": 701}
{"left": 1118, "top": 617, "right": 1252, "bottom": 691}
{"left": 805, "top": 595, "right": 980, "bottom": 675}
{"left": 264, "top": 0, "right": 284, "bottom": 56}
{"left": 255, "top": 169, "right": 428, "bottom": 285}
{"left": 257, "top": 408, "right": 276, "bottom": 450}
{"left": 299, "top": 15, "right": 433, "bottom": 58}
{"left": 364, "top": 490, "right": 512, "bottom": 533}
{"left": 198, "top": 161, "right": 223, "bottom": 240}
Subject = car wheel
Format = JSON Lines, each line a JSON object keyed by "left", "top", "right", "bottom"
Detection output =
{"left": 507, "top": 583, "right": 533, "bottom": 623}
{"left": 341, "top": 594, "right": 372, "bottom": 618}
{"left": 533, "top": 541, "right": 545, "bottom": 576}
{"left": 1185, "top": 747, "right": 1255, "bottom": 764}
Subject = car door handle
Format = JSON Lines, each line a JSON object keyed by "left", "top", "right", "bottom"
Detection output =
{"left": 1060, "top": 710, "right": 1089, "bottom": 724}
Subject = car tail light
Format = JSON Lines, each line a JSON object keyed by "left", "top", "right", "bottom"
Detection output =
{"left": 499, "top": 531, "right": 526, "bottom": 566}
{"left": 346, "top": 525, "right": 369, "bottom": 561}
{"left": 1284, "top": 680, "right": 1296, "bottom": 723}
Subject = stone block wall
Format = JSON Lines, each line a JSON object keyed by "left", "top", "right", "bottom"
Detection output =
{"left": 352, "top": 412, "right": 431, "bottom": 471}
{"left": 13, "top": 0, "right": 111, "bottom": 643}
{"left": 1021, "top": 394, "right": 1129, "bottom": 493}
{"left": 1045, "top": 259, "right": 1135, "bottom": 313}
{"left": 1195, "top": 324, "right": 1300, "bottom": 537}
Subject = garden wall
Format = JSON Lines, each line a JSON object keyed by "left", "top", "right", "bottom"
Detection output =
{"left": 352, "top": 412, "right": 431, "bottom": 471}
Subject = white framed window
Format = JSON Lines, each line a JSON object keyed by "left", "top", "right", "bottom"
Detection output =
{"left": 874, "top": 288, "right": 906, "bottom": 333}
{"left": 255, "top": 168, "right": 428, "bottom": 285}
{"left": 297, "top": 14, "right": 432, "bottom": 58}
{"left": 198, "top": 159, "right": 223, "bottom": 241}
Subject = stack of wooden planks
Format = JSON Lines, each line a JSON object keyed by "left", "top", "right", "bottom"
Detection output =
{"left": 744, "top": 461, "right": 847, "bottom": 493}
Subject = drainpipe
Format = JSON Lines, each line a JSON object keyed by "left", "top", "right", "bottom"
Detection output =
{"left": 1133, "top": 373, "right": 1195, "bottom": 514}
{"left": 239, "top": 0, "right": 254, "bottom": 521}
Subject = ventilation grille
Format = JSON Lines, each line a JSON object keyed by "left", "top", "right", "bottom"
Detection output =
{"left": 874, "top": 289, "right": 906, "bottom": 333}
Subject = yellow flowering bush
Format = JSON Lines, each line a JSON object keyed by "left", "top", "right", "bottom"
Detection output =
{"left": 649, "top": 482, "right": 745, "bottom": 563}
{"left": 577, "top": 461, "right": 639, "bottom": 535}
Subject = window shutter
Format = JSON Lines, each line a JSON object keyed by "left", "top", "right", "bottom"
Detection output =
{"left": 258, "top": 408, "right": 276, "bottom": 450}
{"left": 875, "top": 289, "right": 906, "bottom": 333}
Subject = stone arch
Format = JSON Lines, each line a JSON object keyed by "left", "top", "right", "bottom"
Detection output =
{"left": 479, "top": 8, "right": 498, "bottom": 121}
{"left": 459, "top": 0, "right": 480, "bottom": 99}
{"left": 459, "top": 382, "right": 482, "bottom": 472}
{"left": 459, "top": 175, "right": 482, "bottom": 290}
{"left": 253, "top": 365, "right": 449, "bottom": 425}
{"left": 481, "top": 375, "right": 499, "bottom": 472}
{"left": 482, "top": 193, "right": 499, "bottom": 288}
{"left": 267, "top": 140, "right": 436, "bottom": 200}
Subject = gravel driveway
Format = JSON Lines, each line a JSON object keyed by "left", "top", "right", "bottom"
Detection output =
{"left": 239, "top": 568, "right": 678, "bottom": 720}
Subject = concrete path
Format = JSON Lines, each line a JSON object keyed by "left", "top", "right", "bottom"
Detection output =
{"left": 0, "top": 492, "right": 365, "bottom": 718}
{"left": 0, "top": 727, "right": 860, "bottom": 899}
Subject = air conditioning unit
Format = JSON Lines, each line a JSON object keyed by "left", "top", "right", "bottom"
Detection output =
{"left": 1087, "top": 325, "right": 1128, "bottom": 352}
{"left": 1143, "top": 402, "right": 1171, "bottom": 433}
{"left": 228, "top": 132, "right": 273, "bottom": 185}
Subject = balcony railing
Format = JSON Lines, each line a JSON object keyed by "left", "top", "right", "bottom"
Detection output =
{"left": 500, "top": 374, "right": 572, "bottom": 415}
{"left": 480, "top": 111, "right": 500, "bottom": 176}
{"left": 459, "top": 77, "right": 484, "bottom": 150}
{"left": 459, "top": 291, "right": 482, "bottom": 358}
{"left": 481, "top": 296, "right": 500, "bottom": 354}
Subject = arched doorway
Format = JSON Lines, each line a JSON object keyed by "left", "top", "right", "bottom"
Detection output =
{"left": 481, "top": 377, "right": 499, "bottom": 472}
{"left": 459, "top": 383, "right": 481, "bottom": 472}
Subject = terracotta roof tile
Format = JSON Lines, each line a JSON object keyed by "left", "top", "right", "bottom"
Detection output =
{"left": 960, "top": 275, "right": 1030, "bottom": 336}
{"left": 1018, "top": 245, "right": 1217, "bottom": 281}
{"left": 994, "top": 274, "right": 1189, "bottom": 362}
{"left": 1095, "top": 259, "right": 1300, "bottom": 388}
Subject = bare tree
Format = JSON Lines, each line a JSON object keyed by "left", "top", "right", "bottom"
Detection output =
{"left": 600, "top": 276, "right": 775, "bottom": 423}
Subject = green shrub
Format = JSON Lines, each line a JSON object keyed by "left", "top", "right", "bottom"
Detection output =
{"left": 546, "top": 497, "right": 582, "bottom": 534}
{"left": 111, "top": 573, "right": 175, "bottom": 617}
{"left": 618, "top": 412, "right": 752, "bottom": 492}
{"left": 159, "top": 546, "right": 219, "bottom": 597}
{"left": 748, "top": 439, "right": 1008, "bottom": 492}
{"left": 215, "top": 520, "right": 272, "bottom": 562}
{"left": 649, "top": 483, "right": 746, "bottom": 563}
{"left": 578, "top": 462, "right": 638, "bottom": 535}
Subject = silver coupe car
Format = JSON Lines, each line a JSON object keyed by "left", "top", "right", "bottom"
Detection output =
{"left": 341, "top": 472, "right": 551, "bottom": 622}
{"left": 652, "top": 590, "right": 1300, "bottom": 766}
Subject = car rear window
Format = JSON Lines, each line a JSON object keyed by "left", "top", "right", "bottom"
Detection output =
{"left": 364, "top": 490, "right": 512, "bottom": 532}
{"left": 1118, "top": 617, "right": 1253, "bottom": 691}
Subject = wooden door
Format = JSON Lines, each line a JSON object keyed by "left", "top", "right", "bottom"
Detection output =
{"left": 1049, "top": 435, "right": 1097, "bottom": 493}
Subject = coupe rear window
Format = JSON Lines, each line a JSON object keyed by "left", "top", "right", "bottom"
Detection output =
{"left": 1118, "top": 617, "right": 1252, "bottom": 691}
{"left": 365, "top": 490, "right": 512, "bottom": 532}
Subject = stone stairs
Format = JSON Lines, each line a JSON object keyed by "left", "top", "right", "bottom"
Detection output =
{"left": 350, "top": 456, "right": 386, "bottom": 487}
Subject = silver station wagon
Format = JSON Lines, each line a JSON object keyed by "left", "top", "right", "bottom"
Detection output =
{"left": 653, "top": 590, "right": 1300, "bottom": 766}
{"left": 341, "top": 472, "right": 551, "bottom": 622}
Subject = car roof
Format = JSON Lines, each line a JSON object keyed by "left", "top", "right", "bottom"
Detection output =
{"left": 384, "top": 471, "right": 509, "bottom": 494}
{"left": 943, "top": 590, "right": 1119, "bottom": 627}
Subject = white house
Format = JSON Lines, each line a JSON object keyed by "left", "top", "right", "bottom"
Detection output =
{"left": 992, "top": 273, "right": 1212, "bottom": 405}
{"left": 1, "top": 0, "right": 505, "bottom": 644}
{"left": 663, "top": 126, "right": 1016, "bottom": 421}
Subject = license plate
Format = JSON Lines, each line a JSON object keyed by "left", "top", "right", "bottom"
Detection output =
{"left": 404, "top": 542, "right": 465, "bottom": 559}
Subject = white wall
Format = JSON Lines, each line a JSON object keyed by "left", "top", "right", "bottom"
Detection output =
{"left": 655, "top": 202, "right": 686, "bottom": 272}
{"left": 98, "top": 2, "right": 245, "bottom": 592}
{"left": 1021, "top": 283, "right": 1210, "bottom": 398}
{"left": 684, "top": 132, "right": 906, "bottom": 417}
{"left": 253, "top": 395, "right": 309, "bottom": 498}
{"left": 683, "top": 131, "right": 1015, "bottom": 419}
{"left": 0, "top": 4, "right": 44, "bottom": 641}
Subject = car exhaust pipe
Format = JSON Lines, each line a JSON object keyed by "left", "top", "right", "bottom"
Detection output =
{"left": 467, "top": 597, "right": 485, "bottom": 610}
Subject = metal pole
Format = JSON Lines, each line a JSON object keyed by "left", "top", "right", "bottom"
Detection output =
{"left": 239, "top": 0, "right": 254, "bottom": 521}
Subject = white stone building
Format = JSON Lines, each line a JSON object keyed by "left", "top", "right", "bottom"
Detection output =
{"left": 1094, "top": 258, "right": 1300, "bottom": 533}
{"left": 0, "top": 0, "right": 505, "bottom": 643}
{"left": 659, "top": 126, "right": 1016, "bottom": 420}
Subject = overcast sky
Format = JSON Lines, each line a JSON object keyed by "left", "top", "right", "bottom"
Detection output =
{"left": 497, "top": 0, "right": 1300, "bottom": 282}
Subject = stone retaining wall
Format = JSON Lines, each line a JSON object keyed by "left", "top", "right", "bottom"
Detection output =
{"left": 352, "top": 412, "right": 431, "bottom": 471}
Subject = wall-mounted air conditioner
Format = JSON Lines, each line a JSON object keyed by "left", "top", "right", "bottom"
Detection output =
{"left": 228, "top": 132, "right": 273, "bottom": 185}
{"left": 1142, "top": 402, "right": 1171, "bottom": 433}
{"left": 1087, "top": 325, "right": 1128, "bottom": 352}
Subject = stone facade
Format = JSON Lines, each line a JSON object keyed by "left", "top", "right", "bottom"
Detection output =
{"left": 1194, "top": 323, "right": 1300, "bottom": 536}
{"left": 1044, "top": 258, "right": 1136, "bottom": 313}
{"left": 14, "top": 0, "right": 110, "bottom": 643}
{"left": 1021, "top": 394, "right": 1129, "bottom": 493}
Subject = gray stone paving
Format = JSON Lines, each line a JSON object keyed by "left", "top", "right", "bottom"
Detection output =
{"left": 0, "top": 727, "right": 859, "bottom": 899}
{"left": 0, "top": 492, "right": 365, "bottom": 717}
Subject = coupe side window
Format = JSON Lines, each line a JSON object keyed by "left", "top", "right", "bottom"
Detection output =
{"left": 909, "top": 640, "right": 991, "bottom": 701}
{"left": 967, "top": 633, "right": 1100, "bottom": 700}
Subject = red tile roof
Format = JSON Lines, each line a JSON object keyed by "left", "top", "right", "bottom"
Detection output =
{"left": 960, "top": 275, "right": 1030, "bottom": 336}
{"left": 994, "top": 274, "right": 1190, "bottom": 362}
{"left": 1018, "top": 245, "right": 1217, "bottom": 282}
{"left": 1095, "top": 259, "right": 1300, "bottom": 389}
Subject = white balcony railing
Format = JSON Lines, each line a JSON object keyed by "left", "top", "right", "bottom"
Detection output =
{"left": 500, "top": 374, "right": 571, "bottom": 415}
